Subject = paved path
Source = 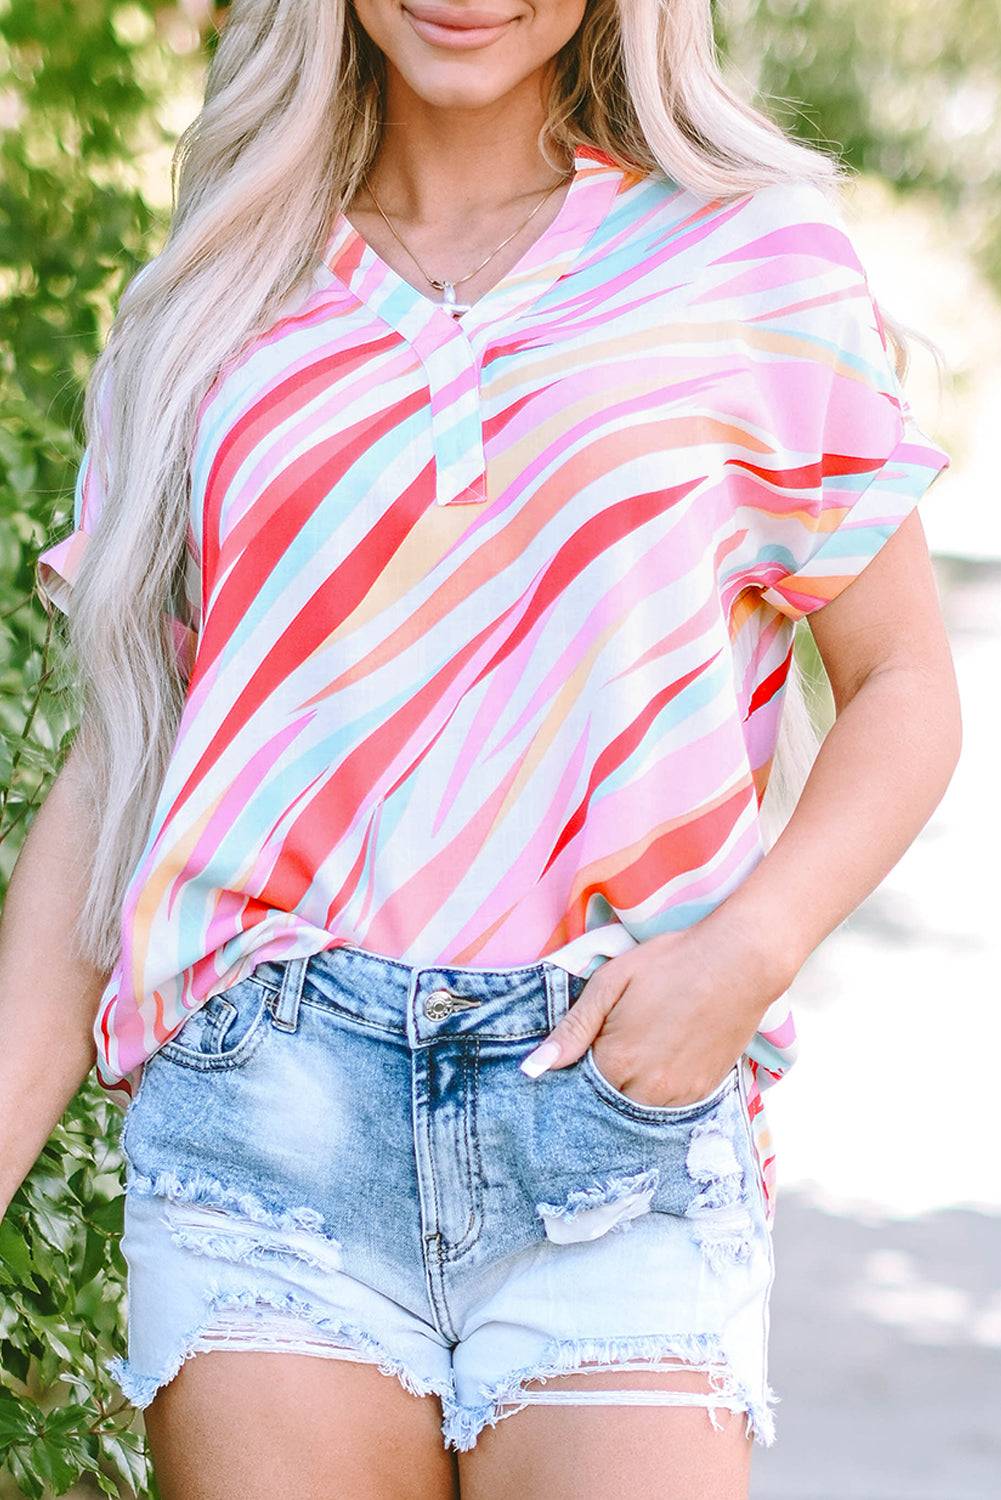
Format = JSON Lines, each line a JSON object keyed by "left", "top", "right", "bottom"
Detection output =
{"left": 751, "top": 557, "right": 1001, "bottom": 1499}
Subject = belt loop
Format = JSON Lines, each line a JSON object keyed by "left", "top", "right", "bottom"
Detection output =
{"left": 271, "top": 955, "right": 307, "bottom": 1033}
{"left": 544, "top": 962, "right": 570, "bottom": 1031}
{"left": 405, "top": 964, "right": 422, "bottom": 1050}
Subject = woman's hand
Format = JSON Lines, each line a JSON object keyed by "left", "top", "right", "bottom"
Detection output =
{"left": 519, "top": 907, "right": 797, "bottom": 1107}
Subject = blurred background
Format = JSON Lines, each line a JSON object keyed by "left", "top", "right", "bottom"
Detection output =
{"left": 0, "top": 2, "right": 998, "bottom": 1495}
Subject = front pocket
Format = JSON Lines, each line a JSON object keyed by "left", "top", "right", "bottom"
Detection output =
{"left": 158, "top": 976, "right": 277, "bottom": 1072}
{"left": 582, "top": 1047, "right": 739, "bottom": 1125}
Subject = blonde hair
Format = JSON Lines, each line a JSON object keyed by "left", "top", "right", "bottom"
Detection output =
{"left": 46, "top": 0, "right": 861, "bottom": 967}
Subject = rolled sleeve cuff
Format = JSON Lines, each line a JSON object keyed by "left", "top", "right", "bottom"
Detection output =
{"left": 36, "top": 528, "right": 91, "bottom": 616}
{"left": 757, "top": 416, "right": 951, "bottom": 622}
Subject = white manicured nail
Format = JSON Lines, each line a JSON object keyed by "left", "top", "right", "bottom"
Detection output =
{"left": 520, "top": 1039, "right": 560, "bottom": 1078}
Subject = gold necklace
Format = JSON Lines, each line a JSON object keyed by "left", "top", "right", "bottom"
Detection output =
{"left": 360, "top": 162, "right": 574, "bottom": 318}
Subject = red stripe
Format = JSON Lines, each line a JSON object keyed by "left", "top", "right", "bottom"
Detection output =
{"left": 561, "top": 782, "right": 751, "bottom": 923}
{"left": 162, "top": 440, "right": 434, "bottom": 831}
{"left": 201, "top": 334, "right": 398, "bottom": 592}
{"left": 746, "top": 642, "right": 793, "bottom": 715}
{"left": 261, "top": 594, "right": 531, "bottom": 915}
{"left": 544, "top": 650, "right": 722, "bottom": 875}
{"left": 471, "top": 478, "right": 702, "bottom": 710}
{"left": 728, "top": 451, "right": 884, "bottom": 489}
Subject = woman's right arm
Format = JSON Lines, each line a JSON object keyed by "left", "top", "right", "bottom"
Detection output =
{"left": 0, "top": 732, "right": 113, "bottom": 1218}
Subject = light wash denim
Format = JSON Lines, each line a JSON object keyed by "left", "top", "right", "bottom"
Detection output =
{"left": 111, "top": 943, "right": 778, "bottom": 1448}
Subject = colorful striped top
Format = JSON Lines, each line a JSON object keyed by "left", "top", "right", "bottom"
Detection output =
{"left": 37, "top": 143, "right": 949, "bottom": 1221}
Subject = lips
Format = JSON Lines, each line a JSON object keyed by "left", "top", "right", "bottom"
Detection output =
{"left": 404, "top": 3, "right": 513, "bottom": 27}
{"left": 403, "top": 3, "right": 517, "bottom": 48}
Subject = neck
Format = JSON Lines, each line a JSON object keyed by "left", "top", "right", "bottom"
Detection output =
{"left": 362, "top": 72, "right": 572, "bottom": 222}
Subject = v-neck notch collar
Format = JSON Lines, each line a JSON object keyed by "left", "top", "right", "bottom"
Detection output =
{"left": 320, "top": 143, "right": 626, "bottom": 348}
{"left": 316, "top": 143, "right": 626, "bottom": 507}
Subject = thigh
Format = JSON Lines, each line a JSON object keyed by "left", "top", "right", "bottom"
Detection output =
{"left": 144, "top": 1349, "right": 459, "bottom": 1500}
{"left": 457, "top": 1366, "right": 751, "bottom": 1500}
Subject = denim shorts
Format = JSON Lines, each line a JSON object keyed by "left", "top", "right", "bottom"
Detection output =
{"left": 110, "top": 944, "right": 778, "bottom": 1449}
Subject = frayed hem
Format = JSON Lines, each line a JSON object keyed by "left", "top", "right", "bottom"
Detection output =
{"left": 126, "top": 1167, "right": 341, "bottom": 1248}
{"left": 442, "top": 1331, "right": 779, "bottom": 1452}
{"left": 107, "top": 1283, "right": 454, "bottom": 1414}
{"left": 743, "top": 1386, "right": 779, "bottom": 1447}
{"left": 536, "top": 1168, "right": 660, "bottom": 1224}
{"left": 105, "top": 1356, "right": 166, "bottom": 1411}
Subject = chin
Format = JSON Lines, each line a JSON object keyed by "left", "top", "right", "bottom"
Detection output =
{"left": 394, "top": 57, "right": 515, "bottom": 111}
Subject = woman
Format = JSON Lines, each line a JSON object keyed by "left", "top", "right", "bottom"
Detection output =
{"left": 1, "top": 0, "right": 960, "bottom": 1496}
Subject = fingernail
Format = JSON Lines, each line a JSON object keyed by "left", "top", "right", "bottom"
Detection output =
{"left": 520, "top": 1039, "right": 560, "bottom": 1078}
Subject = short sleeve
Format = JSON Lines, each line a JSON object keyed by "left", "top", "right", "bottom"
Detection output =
{"left": 726, "top": 185, "right": 951, "bottom": 623}
{"left": 36, "top": 370, "right": 112, "bottom": 618}
{"left": 36, "top": 367, "right": 199, "bottom": 676}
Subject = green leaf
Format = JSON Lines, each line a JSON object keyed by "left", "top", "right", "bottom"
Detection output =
{"left": 4, "top": 1443, "right": 45, "bottom": 1499}
{"left": 0, "top": 1219, "right": 38, "bottom": 1287}
{"left": 0, "top": 1388, "right": 36, "bottom": 1445}
{"left": 100, "top": 1428, "right": 149, "bottom": 1490}
{"left": 26, "top": 1430, "right": 84, "bottom": 1493}
{"left": 81, "top": 1224, "right": 107, "bottom": 1285}
{"left": 88, "top": 1192, "right": 126, "bottom": 1236}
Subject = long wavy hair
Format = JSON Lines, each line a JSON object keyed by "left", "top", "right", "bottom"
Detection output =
{"left": 44, "top": 0, "right": 892, "bottom": 969}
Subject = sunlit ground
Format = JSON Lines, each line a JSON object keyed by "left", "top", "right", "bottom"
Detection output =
{"left": 765, "top": 560, "right": 998, "bottom": 1222}
{"left": 753, "top": 559, "right": 1001, "bottom": 1498}
{"left": 752, "top": 193, "right": 1001, "bottom": 1500}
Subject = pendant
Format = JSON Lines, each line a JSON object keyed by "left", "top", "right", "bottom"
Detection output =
{"left": 431, "top": 278, "right": 471, "bottom": 318}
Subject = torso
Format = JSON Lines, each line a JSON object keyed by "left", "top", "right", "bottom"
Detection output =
{"left": 86, "top": 142, "right": 950, "bottom": 1226}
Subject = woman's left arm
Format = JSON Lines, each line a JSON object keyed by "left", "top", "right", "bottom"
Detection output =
{"left": 521, "top": 508, "right": 963, "bottom": 1106}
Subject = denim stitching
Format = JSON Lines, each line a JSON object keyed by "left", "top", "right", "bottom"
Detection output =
{"left": 297, "top": 992, "right": 552, "bottom": 1046}
{"left": 444, "top": 1040, "right": 484, "bottom": 1261}
{"left": 470, "top": 1038, "right": 484, "bottom": 1234}
{"left": 454, "top": 1043, "right": 478, "bottom": 1259}
{"left": 158, "top": 977, "right": 279, "bottom": 1069}
{"left": 583, "top": 1052, "right": 739, "bottom": 1125}
{"left": 420, "top": 1049, "right": 461, "bottom": 1343}
{"left": 158, "top": 1003, "right": 271, "bottom": 1073}
{"left": 296, "top": 994, "right": 405, "bottom": 1039}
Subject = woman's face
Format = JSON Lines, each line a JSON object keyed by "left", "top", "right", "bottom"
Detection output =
{"left": 352, "top": 1, "right": 587, "bottom": 110}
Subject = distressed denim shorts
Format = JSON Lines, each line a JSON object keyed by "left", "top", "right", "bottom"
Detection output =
{"left": 110, "top": 944, "right": 778, "bottom": 1449}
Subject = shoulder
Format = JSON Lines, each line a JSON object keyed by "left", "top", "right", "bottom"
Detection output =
{"left": 687, "top": 176, "right": 882, "bottom": 350}
{"left": 719, "top": 176, "right": 866, "bottom": 280}
{"left": 625, "top": 170, "right": 866, "bottom": 296}
{"left": 695, "top": 175, "right": 863, "bottom": 280}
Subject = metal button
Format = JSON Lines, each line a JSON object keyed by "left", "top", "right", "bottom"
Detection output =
{"left": 425, "top": 988, "right": 458, "bottom": 1020}
{"left": 423, "top": 988, "right": 485, "bottom": 1020}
